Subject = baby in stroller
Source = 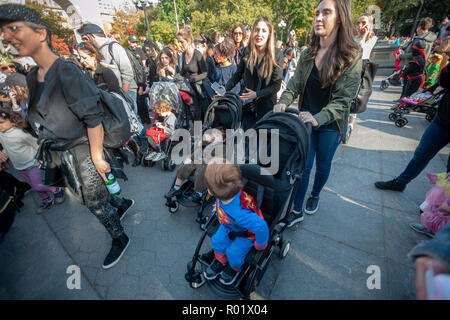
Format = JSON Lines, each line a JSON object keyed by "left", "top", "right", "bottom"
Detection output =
{"left": 145, "top": 100, "right": 176, "bottom": 162}
{"left": 202, "top": 159, "right": 269, "bottom": 285}
{"left": 165, "top": 128, "right": 225, "bottom": 203}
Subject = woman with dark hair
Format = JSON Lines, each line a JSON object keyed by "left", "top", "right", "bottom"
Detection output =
{"left": 225, "top": 16, "right": 284, "bottom": 130}
{"left": 230, "top": 24, "right": 247, "bottom": 66}
{"left": 77, "top": 40, "right": 121, "bottom": 93}
{"left": 177, "top": 27, "right": 209, "bottom": 121}
{"left": 0, "top": 4, "right": 132, "bottom": 269}
{"left": 274, "top": 0, "right": 362, "bottom": 226}
{"left": 156, "top": 47, "right": 179, "bottom": 80}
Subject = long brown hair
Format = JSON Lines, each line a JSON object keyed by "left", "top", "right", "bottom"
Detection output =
{"left": 156, "top": 47, "right": 177, "bottom": 75}
{"left": 78, "top": 40, "right": 104, "bottom": 63}
{"left": 247, "top": 16, "right": 278, "bottom": 83}
{"left": 230, "top": 24, "right": 247, "bottom": 49}
{"left": 305, "top": 0, "right": 360, "bottom": 88}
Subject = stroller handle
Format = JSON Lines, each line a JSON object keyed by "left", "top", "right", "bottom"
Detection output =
{"left": 285, "top": 107, "right": 312, "bottom": 134}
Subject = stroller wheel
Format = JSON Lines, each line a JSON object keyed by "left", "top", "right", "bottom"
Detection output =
{"left": 168, "top": 160, "right": 176, "bottom": 172}
{"left": 388, "top": 113, "right": 398, "bottom": 121}
{"left": 395, "top": 118, "right": 408, "bottom": 127}
{"left": 380, "top": 80, "right": 388, "bottom": 90}
{"left": 425, "top": 114, "right": 433, "bottom": 122}
{"left": 169, "top": 200, "right": 179, "bottom": 213}
{"left": 280, "top": 241, "right": 291, "bottom": 259}
{"left": 189, "top": 275, "right": 205, "bottom": 289}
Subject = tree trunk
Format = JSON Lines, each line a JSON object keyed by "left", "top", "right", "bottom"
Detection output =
{"left": 410, "top": 0, "right": 424, "bottom": 38}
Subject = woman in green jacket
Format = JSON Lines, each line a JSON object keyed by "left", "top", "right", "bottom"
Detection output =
{"left": 274, "top": 0, "right": 362, "bottom": 226}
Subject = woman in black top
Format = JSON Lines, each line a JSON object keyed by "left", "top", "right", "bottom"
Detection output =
{"left": 225, "top": 16, "right": 284, "bottom": 130}
{"left": 0, "top": 4, "right": 131, "bottom": 269}
{"left": 177, "top": 27, "right": 209, "bottom": 121}
{"left": 156, "top": 47, "right": 180, "bottom": 80}
{"left": 230, "top": 24, "right": 247, "bottom": 66}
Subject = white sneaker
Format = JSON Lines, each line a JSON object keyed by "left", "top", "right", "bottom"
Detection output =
{"left": 144, "top": 151, "right": 157, "bottom": 161}
{"left": 152, "top": 153, "right": 167, "bottom": 162}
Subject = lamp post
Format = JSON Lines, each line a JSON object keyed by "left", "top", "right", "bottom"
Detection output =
{"left": 278, "top": 20, "right": 286, "bottom": 43}
{"left": 133, "top": 0, "right": 155, "bottom": 41}
{"left": 173, "top": 0, "right": 179, "bottom": 32}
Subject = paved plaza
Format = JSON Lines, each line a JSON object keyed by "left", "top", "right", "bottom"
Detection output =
{"left": 1, "top": 77, "right": 448, "bottom": 300}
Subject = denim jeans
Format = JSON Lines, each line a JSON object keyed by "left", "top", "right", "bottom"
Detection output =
{"left": 293, "top": 125, "right": 341, "bottom": 211}
{"left": 397, "top": 120, "right": 450, "bottom": 184}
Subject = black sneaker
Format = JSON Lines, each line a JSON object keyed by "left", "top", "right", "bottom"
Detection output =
{"left": 102, "top": 234, "right": 130, "bottom": 269}
{"left": 132, "top": 154, "right": 142, "bottom": 167}
{"left": 374, "top": 178, "right": 406, "bottom": 192}
{"left": 219, "top": 264, "right": 240, "bottom": 285}
{"left": 204, "top": 258, "right": 225, "bottom": 280}
{"left": 304, "top": 196, "right": 320, "bottom": 215}
{"left": 117, "top": 198, "right": 134, "bottom": 221}
{"left": 285, "top": 210, "right": 304, "bottom": 228}
{"left": 409, "top": 223, "right": 435, "bottom": 238}
{"left": 165, "top": 187, "right": 182, "bottom": 199}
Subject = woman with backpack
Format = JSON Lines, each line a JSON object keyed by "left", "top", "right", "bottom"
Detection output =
{"left": 274, "top": 0, "right": 362, "bottom": 226}
{"left": 225, "top": 16, "right": 284, "bottom": 130}
{"left": 0, "top": 4, "right": 132, "bottom": 269}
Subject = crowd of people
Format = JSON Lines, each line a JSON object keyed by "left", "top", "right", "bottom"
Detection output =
{"left": 0, "top": 1, "right": 449, "bottom": 298}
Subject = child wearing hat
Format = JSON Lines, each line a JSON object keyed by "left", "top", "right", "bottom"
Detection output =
{"left": 203, "top": 159, "right": 269, "bottom": 285}
{"left": 424, "top": 53, "right": 443, "bottom": 89}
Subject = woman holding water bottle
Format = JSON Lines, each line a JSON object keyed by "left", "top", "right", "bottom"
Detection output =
{"left": 0, "top": 3, "right": 132, "bottom": 269}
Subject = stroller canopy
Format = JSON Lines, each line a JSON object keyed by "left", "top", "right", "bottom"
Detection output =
{"left": 204, "top": 93, "right": 243, "bottom": 130}
{"left": 149, "top": 81, "right": 182, "bottom": 114}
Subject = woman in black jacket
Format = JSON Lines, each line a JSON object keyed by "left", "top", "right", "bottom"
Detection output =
{"left": 177, "top": 27, "right": 209, "bottom": 121}
{"left": 225, "top": 16, "right": 284, "bottom": 130}
{"left": 0, "top": 4, "right": 132, "bottom": 269}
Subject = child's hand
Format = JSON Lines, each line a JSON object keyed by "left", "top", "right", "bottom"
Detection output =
{"left": 0, "top": 151, "right": 8, "bottom": 163}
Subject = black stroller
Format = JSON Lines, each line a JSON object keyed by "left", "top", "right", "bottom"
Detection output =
{"left": 184, "top": 109, "right": 311, "bottom": 299}
{"left": 164, "top": 93, "right": 243, "bottom": 228}
{"left": 380, "top": 66, "right": 404, "bottom": 90}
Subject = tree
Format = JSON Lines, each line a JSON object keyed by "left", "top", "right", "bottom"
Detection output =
{"left": 25, "top": 0, "right": 75, "bottom": 46}
{"left": 110, "top": 9, "right": 146, "bottom": 47}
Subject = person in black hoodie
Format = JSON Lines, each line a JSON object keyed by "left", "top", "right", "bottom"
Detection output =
{"left": 225, "top": 16, "right": 283, "bottom": 130}
{"left": 375, "top": 64, "right": 450, "bottom": 192}
{"left": 0, "top": 4, "right": 131, "bottom": 269}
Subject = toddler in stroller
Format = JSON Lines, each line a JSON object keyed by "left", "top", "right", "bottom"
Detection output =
{"left": 164, "top": 93, "right": 243, "bottom": 226}
{"left": 202, "top": 160, "right": 269, "bottom": 286}
{"left": 145, "top": 100, "right": 177, "bottom": 164}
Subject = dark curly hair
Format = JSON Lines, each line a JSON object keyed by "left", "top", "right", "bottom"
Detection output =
{"left": 215, "top": 37, "right": 236, "bottom": 58}
{"left": 0, "top": 105, "right": 27, "bottom": 129}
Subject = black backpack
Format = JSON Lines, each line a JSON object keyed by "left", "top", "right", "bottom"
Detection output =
{"left": 350, "top": 60, "right": 378, "bottom": 114}
{"left": 98, "top": 88, "right": 132, "bottom": 149}
{"left": 0, "top": 189, "right": 17, "bottom": 240}
{"left": 107, "top": 42, "right": 146, "bottom": 86}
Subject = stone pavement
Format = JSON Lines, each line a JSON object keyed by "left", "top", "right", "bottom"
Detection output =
{"left": 1, "top": 77, "right": 448, "bottom": 300}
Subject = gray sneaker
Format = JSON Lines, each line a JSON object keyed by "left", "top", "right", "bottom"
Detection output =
{"left": 144, "top": 151, "right": 157, "bottom": 161}
{"left": 409, "top": 223, "right": 435, "bottom": 238}
{"left": 286, "top": 210, "right": 304, "bottom": 228}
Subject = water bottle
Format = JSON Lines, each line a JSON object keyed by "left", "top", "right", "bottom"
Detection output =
{"left": 105, "top": 173, "right": 121, "bottom": 196}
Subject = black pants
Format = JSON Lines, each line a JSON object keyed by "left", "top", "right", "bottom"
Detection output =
{"left": 401, "top": 75, "right": 423, "bottom": 98}
{"left": 137, "top": 86, "right": 151, "bottom": 124}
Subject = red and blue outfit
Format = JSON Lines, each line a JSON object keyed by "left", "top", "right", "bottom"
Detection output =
{"left": 211, "top": 189, "right": 269, "bottom": 271}
{"left": 402, "top": 45, "right": 426, "bottom": 98}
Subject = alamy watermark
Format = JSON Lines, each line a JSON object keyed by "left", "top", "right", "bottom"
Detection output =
{"left": 66, "top": 265, "right": 81, "bottom": 290}
{"left": 168, "top": 121, "right": 280, "bottom": 175}
{"left": 366, "top": 265, "right": 381, "bottom": 290}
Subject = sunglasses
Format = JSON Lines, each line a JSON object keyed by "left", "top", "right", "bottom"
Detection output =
{"left": 1, "top": 64, "right": 15, "bottom": 71}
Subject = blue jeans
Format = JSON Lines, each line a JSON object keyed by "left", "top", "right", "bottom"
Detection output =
{"left": 293, "top": 125, "right": 341, "bottom": 211}
{"left": 397, "top": 120, "right": 450, "bottom": 184}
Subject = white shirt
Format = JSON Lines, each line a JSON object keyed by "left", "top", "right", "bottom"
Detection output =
{"left": 0, "top": 127, "right": 38, "bottom": 171}
{"left": 360, "top": 35, "right": 378, "bottom": 60}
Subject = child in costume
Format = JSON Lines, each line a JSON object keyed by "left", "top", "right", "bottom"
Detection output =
{"left": 402, "top": 40, "right": 426, "bottom": 98}
{"left": 424, "top": 53, "right": 443, "bottom": 89}
{"left": 203, "top": 159, "right": 269, "bottom": 285}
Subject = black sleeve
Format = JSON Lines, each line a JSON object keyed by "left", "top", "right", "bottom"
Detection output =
{"left": 225, "top": 56, "right": 245, "bottom": 92}
{"left": 188, "top": 51, "right": 208, "bottom": 83}
{"left": 256, "top": 49, "right": 284, "bottom": 98}
{"left": 60, "top": 61, "right": 103, "bottom": 128}
{"left": 206, "top": 56, "right": 215, "bottom": 81}
{"left": 102, "top": 68, "right": 121, "bottom": 93}
{"left": 405, "top": 60, "right": 420, "bottom": 76}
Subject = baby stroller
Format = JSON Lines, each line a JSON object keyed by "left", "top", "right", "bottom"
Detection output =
{"left": 144, "top": 81, "right": 190, "bottom": 171}
{"left": 380, "top": 66, "right": 404, "bottom": 90}
{"left": 388, "top": 90, "right": 445, "bottom": 127}
{"left": 184, "top": 109, "right": 311, "bottom": 299}
{"left": 164, "top": 93, "right": 243, "bottom": 228}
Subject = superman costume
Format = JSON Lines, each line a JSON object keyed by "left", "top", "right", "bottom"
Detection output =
{"left": 211, "top": 189, "right": 269, "bottom": 271}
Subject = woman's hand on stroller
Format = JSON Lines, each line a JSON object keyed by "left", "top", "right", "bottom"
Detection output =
{"left": 273, "top": 103, "right": 287, "bottom": 113}
{"left": 299, "top": 111, "right": 319, "bottom": 127}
